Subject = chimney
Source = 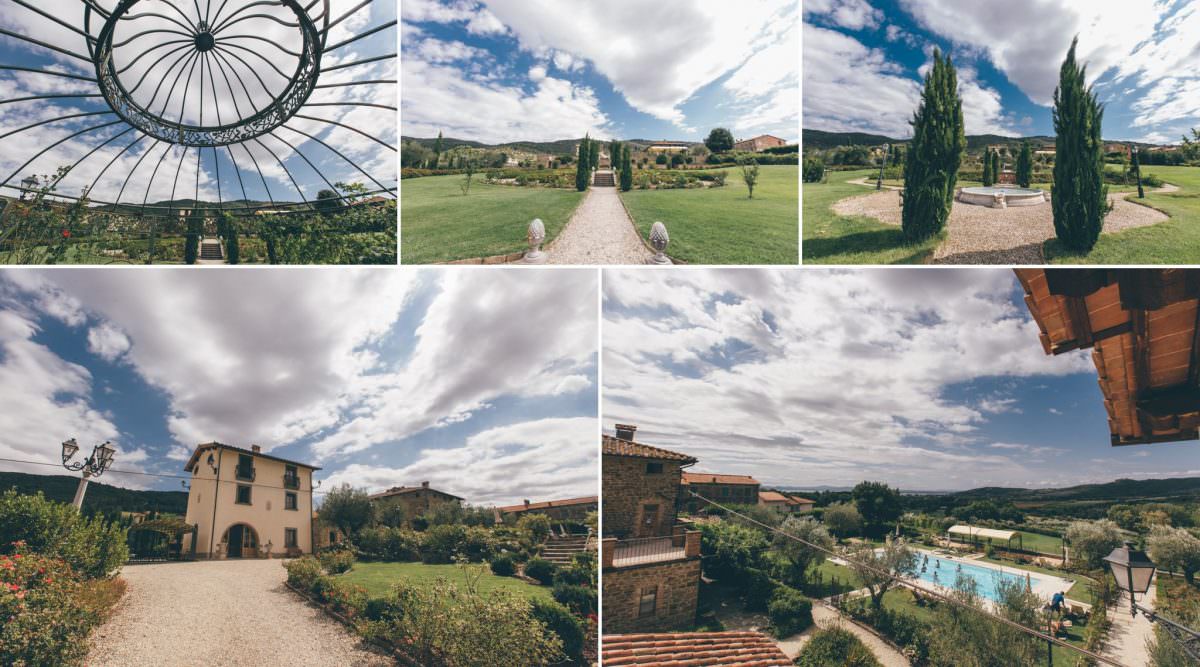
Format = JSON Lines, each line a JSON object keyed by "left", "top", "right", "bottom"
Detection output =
{"left": 251, "top": 444, "right": 261, "bottom": 453}
{"left": 421, "top": 481, "right": 429, "bottom": 489}
{"left": 614, "top": 424, "right": 637, "bottom": 441}
{"left": 523, "top": 499, "right": 530, "bottom": 508}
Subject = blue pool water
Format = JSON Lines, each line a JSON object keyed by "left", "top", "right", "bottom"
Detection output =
{"left": 912, "top": 553, "right": 1042, "bottom": 602}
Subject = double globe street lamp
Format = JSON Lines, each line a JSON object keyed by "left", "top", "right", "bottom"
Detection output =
{"left": 60, "top": 438, "right": 116, "bottom": 509}
{"left": 1103, "top": 542, "right": 1200, "bottom": 661}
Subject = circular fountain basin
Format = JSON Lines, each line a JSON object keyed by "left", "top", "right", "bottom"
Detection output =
{"left": 958, "top": 186, "right": 1048, "bottom": 208}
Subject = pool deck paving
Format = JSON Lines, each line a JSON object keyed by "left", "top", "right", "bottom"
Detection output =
{"left": 547, "top": 171, "right": 654, "bottom": 264}
{"left": 833, "top": 179, "right": 1175, "bottom": 264}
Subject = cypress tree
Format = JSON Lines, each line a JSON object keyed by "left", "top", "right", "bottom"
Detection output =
{"left": 184, "top": 207, "right": 202, "bottom": 264}
{"left": 982, "top": 147, "right": 993, "bottom": 186}
{"left": 432, "top": 130, "right": 443, "bottom": 169}
{"left": 1132, "top": 148, "right": 1144, "bottom": 198}
{"left": 1051, "top": 37, "right": 1108, "bottom": 252}
{"left": 589, "top": 139, "right": 599, "bottom": 171}
{"left": 575, "top": 136, "right": 589, "bottom": 191}
{"left": 1016, "top": 141, "right": 1033, "bottom": 188}
{"left": 620, "top": 143, "right": 633, "bottom": 191}
{"left": 992, "top": 150, "right": 1001, "bottom": 183}
{"left": 901, "top": 48, "right": 965, "bottom": 243}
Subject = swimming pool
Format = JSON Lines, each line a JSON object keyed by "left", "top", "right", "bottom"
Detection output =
{"left": 912, "top": 552, "right": 1043, "bottom": 602}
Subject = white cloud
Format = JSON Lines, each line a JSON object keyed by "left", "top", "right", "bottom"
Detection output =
{"left": 529, "top": 65, "right": 547, "bottom": 82}
{"left": 804, "top": 0, "right": 883, "bottom": 30}
{"left": 321, "top": 417, "right": 597, "bottom": 506}
{"left": 602, "top": 269, "right": 1098, "bottom": 490}
{"left": 87, "top": 322, "right": 130, "bottom": 362}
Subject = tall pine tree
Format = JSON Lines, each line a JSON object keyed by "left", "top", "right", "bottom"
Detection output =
{"left": 1051, "top": 37, "right": 1108, "bottom": 252}
{"left": 575, "top": 136, "right": 590, "bottom": 191}
{"left": 901, "top": 48, "right": 965, "bottom": 243}
{"left": 1132, "top": 147, "right": 1144, "bottom": 198}
{"left": 620, "top": 143, "right": 633, "bottom": 191}
{"left": 432, "top": 130, "right": 443, "bottom": 169}
{"left": 982, "top": 147, "right": 993, "bottom": 186}
{"left": 1016, "top": 141, "right": 1033, "bottom": 188}
{"left": 991, "top": 150, "right": 1000, "bottom": 183}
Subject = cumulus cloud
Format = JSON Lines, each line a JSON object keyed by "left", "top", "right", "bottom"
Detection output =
{"left": 602, "top": 269, "right": 1101, "bottom": 490}
{"left": 87, "top": 322, "right": 131, "bottom": 362}
{"left": 804, "top": 0, "right": 883, "bottom": 31}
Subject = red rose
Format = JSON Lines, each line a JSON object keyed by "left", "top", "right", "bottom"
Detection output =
{"left": 62, "top": 229, "right": 71, "bottom": 238}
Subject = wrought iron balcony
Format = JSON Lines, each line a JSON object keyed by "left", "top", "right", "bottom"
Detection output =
{"left": 283, "top": 474, "right": 300, "bottom": 489}
{"left": 235, "top": 466, "right": 255, "bottom": 482}
{"left": 612, "top": 535, "right": 687, "bottom": 567}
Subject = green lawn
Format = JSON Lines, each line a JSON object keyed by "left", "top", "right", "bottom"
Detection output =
{"left": 336, "top": 561, "right": 552, "bottom": 601}
{"left": 619, "top": 165, "right": 798, "bottom": 264}
{"left": 802, "top": 169, "right": 941, "bottom": 264}
{"left": 400, "top": 176, "right": 584, "bottom": 263}
{"left": 1045, "top": 164, "right": 1200, "bottom": 263}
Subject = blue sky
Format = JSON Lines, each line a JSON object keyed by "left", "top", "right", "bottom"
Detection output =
{"left": 0, "top": 0, "right": 395, "bottom": 205}
{"left": 602, "top": 268, "right": 1200, "bottom": 492}
{"left": 400, "top": 0, "right": 798, "bottom": 144}
{"left": 0, "top": 268, "right": 598, "bottom": 506}
{"left": 804, "top": 0, "right": 1200, "bottom": 144}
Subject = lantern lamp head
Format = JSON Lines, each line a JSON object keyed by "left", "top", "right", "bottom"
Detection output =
{"left": 61, "top": 438, "right": 79, "bottom": 463}
{"left": 1104, "top": 541, "right": 1157, "bottom": 596}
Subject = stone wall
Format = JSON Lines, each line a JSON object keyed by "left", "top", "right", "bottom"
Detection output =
{"left": 602, "top": 557, "right": 701, "bottom": 634}
{"left": 602, "top": 454, "right": 682, "bottom": 538}
{"left": 679, "top": 481, "right": 758, "bottom": 513}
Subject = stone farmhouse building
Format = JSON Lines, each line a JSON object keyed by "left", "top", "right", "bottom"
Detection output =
{"left": 369, "top": 481, "right": 463, "bottom": 524}
{"left": 758, "top": 490, "right": 815, "bottom": 515}
{"left": 182, "top": 443, "right": 318, "bottom": 559}
{"left": 677, "top": 472, "right": 760, "bottom": 513}
{"left": 733, "top": 134, "right": 788, "bottom": 152}
{"left": 602, "top": 424, "right": 702, "bottom": 634}
{"left": 646, "top": 141, "right": 691, "bottom": 154}
{"left": 495, "top": 495, "right": 598, "bottom": 524}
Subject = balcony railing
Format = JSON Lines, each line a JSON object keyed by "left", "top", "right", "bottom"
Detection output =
{"left": 283, "top": 474, "right": 300, "bottom": 489}
{"left": 612, "top": 535, "right": 687, "bottom": 567}
{"left": 235, "top": 466, "right": 255, "bottom": 482}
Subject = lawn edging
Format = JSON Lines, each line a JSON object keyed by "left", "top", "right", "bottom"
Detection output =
{"left": 614, "top": 187, "right": 687, "bottom": 265}
{"left": 282, "top": 579, "right": 412, "bottom": 665}
{"left": 431, "top": 187, "right": 587, "bottom": 265}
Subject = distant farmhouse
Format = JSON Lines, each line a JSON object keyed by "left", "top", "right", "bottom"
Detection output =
{"left": 758, "top": 490, "right": 814, "bottom": 515}
{"left": 678, "top": 472, "right": 759, "bottom": 513}
{"left": 734, "top": 134, "right": 788, "bottom": 152}
{"left": 370, "top": 481, "right": 463, "bottom": 521}
{"left": 646, "top": 141, "right": 692, "bottom": 154}
{"left": 496, "top": 495, "right": 598, "bottom": 524}
{"left": 182, "top": 442, "right": 319, "bottom": 559}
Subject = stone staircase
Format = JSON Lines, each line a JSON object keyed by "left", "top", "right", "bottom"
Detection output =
{"left": 592, "top": 170, "right": 615, "bottom": 187}
{"left": 540, "top": 533, "right": 591, "bottom": 565}
{"left": 199, "top": 238, "right": 224, "bottom": 261}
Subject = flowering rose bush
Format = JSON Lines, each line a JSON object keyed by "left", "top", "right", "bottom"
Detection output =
{"left": 0, "top": 542, "right": 95, "bottom": 666}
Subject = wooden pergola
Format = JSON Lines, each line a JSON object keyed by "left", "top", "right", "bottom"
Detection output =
{"left": 1015, "top": 269, "right": 1200, "bottom": 446}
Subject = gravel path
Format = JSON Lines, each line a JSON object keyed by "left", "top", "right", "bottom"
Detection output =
{"left": 548, "top": 173, "right": 654, "bottom": 264}
{"left": 86, "top": 560, "right": 393, "bottom": 666}
{"left": 832, "top": 182, "right": 1173, "bottom": 264}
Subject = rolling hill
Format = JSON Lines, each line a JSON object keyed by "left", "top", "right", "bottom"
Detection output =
{"left": 0, "top": 471, "right": 188, "bottom": 516}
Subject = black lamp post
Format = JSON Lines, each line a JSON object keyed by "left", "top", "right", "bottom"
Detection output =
{"left": 877, "top": 143, "right": 890, "bottom": 190}
{"left": 60, "top": 438, "right": 116, "bottom": 508}
{"left": 1103, "top": 542, "right": 1200, "bottom": 661}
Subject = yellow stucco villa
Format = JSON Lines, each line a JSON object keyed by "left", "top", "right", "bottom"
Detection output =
{"left": 182, "top": 442, "right": 319, "bottom": 559}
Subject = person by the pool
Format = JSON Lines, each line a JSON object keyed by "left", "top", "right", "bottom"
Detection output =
{"left": 1050, "top": 591, "right": 1065, "bottom": 613}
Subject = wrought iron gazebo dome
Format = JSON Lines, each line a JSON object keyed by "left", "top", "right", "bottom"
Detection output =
{"left": 0, "top": 0, "right": 396, "bottom": 219}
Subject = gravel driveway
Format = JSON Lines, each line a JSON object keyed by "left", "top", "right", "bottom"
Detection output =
{"left": 548, "top": 176, "right": 654, "bottom": 264}
{"left": 832, "top": 182, "right": 1173, "bottom": 264}
{"left": 86, "top": 560, "right": 393, "bottom": 666}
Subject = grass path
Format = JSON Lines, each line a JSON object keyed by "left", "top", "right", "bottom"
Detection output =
{"left": 802, "top": 169, "right": 940, "bottom": 264}
{"left": 619, "top": 165, "right": 798, "bottom": 264}
{"left": 400, "top": 175, "right": 584, "bottom": 263}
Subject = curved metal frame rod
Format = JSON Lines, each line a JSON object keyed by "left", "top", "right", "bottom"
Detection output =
{"left": 120, "top": 11, "right": 197, "bottom": 36}
{"left": 0, "top": 65, "right": 95, "bottom": 82}
{"left": 208, "top": 47, "right": 253, "bottom": 119}
{"left": 279, "top": 124, "right": 393, "bottom": 194}
{"left": 147, "top": 49, "right": 200, "bottom": 117}
{"left": 322, "top": 53, "right": 395, "bottom": 72}
{"left": 303, "top": 101, "right": 396, "bottom": 111}
{"left": 84, "top": 132, "right": 150, "bottom": 200}
{"left": 0, "top": 181, "right": 395, "bottom": 214}
{"left": 0, "top": 27, "right": 93, "bottom": 62}
{"left": 215, "top": 13, "right": 300, "bottom": 36}
{"left": 322, "top": 20, "right": 395, "bottom": 53}
{"left": 7, "top": 0, "right": 96, "bottom": 41}
{"left": 47, "top": 126, "right": 137, "bottom": 196}
{"left": 211, "top": 44, "right": 279, "bottom": 100}
{"left": 0, "top": 93, "right": 103, "bottom": 106}
{"left": 211, "top": 0, "right": 290, "bottom": 34}
{"left": 125, "top": 42, "right": 195, "bottom": 95}
{"left": 266, "top": 130, "right": 341, "bottom": 198}
{"left": 292, "top": 114, "right": 395, "bottom": 151}
{"left": 116, "top": 38, "right": 194, "bottom": 75}
{"left": 114, "top": 139, "right": 162, "bottom": 204}
{"left": 140, "top": 141, "right": 178, "bottom": 215}
{"left": 0, "top": 111, "right": 115, "bottom": 142}
{"left": 215, "top": 33, "right": 303, "bottom": 58}
{"left": 313, "top": 79, "right": 395, "bottom": 88}
{"left": 214, "top": 41, "right": 292, "bottom": 81}
{"left": 251, "top": 136, "right": 310, "bottom": 204}
{"left": 326, "top": 0, "right": 373, "bottom": 31}
{"left": 234, "top": 140, "right": 275, "bottom": 207}
{"left": 111, "top": 28, "right": 194, "bottom": 49}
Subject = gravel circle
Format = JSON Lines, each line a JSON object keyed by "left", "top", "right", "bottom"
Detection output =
{"left": 86, "top": 560, "right": 394, "bottom": 666}
{"left": 548, "top": 174, "right": 654, "bottom": 264}
{"left": 831, "top": 181, "right": 1172, "bottom": 264}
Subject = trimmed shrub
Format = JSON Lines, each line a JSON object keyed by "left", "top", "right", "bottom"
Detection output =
{"left": 744, "top": 567, "right": 777, "bottom": 612}
{"left": 0, "top": 490, "right": 128, "bottom": 579}
{"left": 490, "top": 553, "right": 516, "bottom": 577}
{"left": 516, "top": 514, "right": 552, "bottom": 543}
{"left": 319, "top": 548, "right": 355, "bottom": 574}
{"left": 523, "top": 557, "right": 556, "bottom": 584}
{"left": 461, "top": 526, "right": 495, "bottom": 563}
{"left": 552, "top": 582, "right": 597, "bottom": 616}
{"left": 421, "top": 524, "right": 467, "bottom": 564}
{"left": 364, "top": 594, "right": 404, "bottom": 622}
{"left": 795, "top": 626, "right": 882, "bottom": 667}
{"left": 530, "top": 598, "right": 585, "bottom": 662}
{"left": 764, "top": 143, "right": 799, "bottom": 154}
{"left": 553, "top": 563, "right": 592, "bottom": 587}
{"left": 354, "top": 526, "right": 421, "bottom": 562}
{"left": 767, "top": 585, "right": 813, "bottom": 637}
{"left": 803, "top": 157, "right": 825, "bottom": 183}
{"left": 321, "top": 578, "right": 369, "bottom": 619}
{"left": 285, "top": 556, "right": 323, "bottom": 590}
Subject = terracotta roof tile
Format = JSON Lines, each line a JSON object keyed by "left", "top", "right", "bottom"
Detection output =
{"left": 368, "top": 485, "right": 464, "bottom": 501}
{"left": 601, "top": 632, "right": 791, "bottom": 666}
{"left": 603, "top": 435, "right": 697, "bottom": 463}
{"left": 759, "top": 491, "right": 814, "bottom": 504}
{"left": 682, "top": 472, "right": 759, "bottom": 486}
{"left": 497, "top": 496, "right": 598, "bottom": 513}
